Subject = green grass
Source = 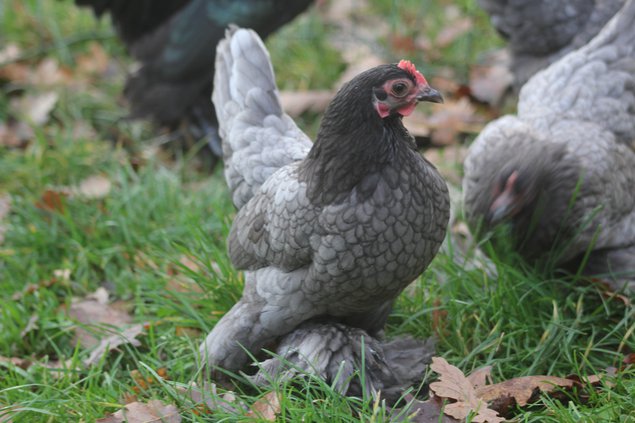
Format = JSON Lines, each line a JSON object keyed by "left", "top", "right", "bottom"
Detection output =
{"left": 1, "top": 0, "right": 633, "bottom": 422}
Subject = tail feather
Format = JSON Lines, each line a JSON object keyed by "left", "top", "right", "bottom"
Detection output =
{"left": 213, "top": 27, "right": 311, "bottom": 209}
{"left": 213, "top": 27, "right": 280, "bottom": 126}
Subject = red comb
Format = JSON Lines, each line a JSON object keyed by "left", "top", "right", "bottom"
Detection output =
{"left": 398, "top": 60, "right": 427, "bottom": 85}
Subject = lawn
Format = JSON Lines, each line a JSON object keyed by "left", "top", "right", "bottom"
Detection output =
{"left": 0, "top": 0, "right": 633, "bottom": 422}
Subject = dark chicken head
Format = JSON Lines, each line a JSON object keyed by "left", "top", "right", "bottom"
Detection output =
{"left": 485, "top": 143, "right": 571, "bottom": 227}
{"left": 371, "top": 60, "right": 443, "bottom": 119}
{"left": 488, "top": 168, "right": 532, "bottom": 225}
{"left": 304, "top": 59, "right": 444, "bottom": 206}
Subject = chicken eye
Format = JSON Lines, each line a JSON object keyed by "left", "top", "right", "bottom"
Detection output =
{"left": 391, "top": 82, "right": 408, "bottom": 97}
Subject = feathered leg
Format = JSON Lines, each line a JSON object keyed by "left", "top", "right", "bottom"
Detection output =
{"left": 200, "top": 267, "right": 321, "bottom": 376}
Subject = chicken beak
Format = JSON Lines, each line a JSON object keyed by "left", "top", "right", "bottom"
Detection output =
{"left": 487, "top": 200, "right": 510, "bottom": 225}
{"left": 487, "top": 189, "right": 516, "bottom": 225}
{"left": 416, "top": 85, "right": 444, "bottom": 104}
{"left": 487, "top": 170, "right": 520, "bottom": 225}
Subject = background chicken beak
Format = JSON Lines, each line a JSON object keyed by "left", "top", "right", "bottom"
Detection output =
{"left": 487, "top": 203, "right": 509, "bottom": 225}
{"left": 416, "top": 85, "right": 444, "bottom": 103}
{"left": 487, "top": 190, "right": 515, "bottom": 225}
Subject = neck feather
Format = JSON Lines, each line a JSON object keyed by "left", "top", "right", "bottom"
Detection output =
{"left": 300, "top": 101, "right": 414, "bottom": 205}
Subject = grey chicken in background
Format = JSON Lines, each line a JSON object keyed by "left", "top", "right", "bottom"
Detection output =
{"left": 478, "top": 0, "right": 624, "bottom": 88}
{"left": 75, "top": 0, "right": 313, "bottom": 161}
{"left": 463, "top": 0, "right": 635, "bottom": 293}
{"left": 250, "top": 322, "right": 435, "bottom": 401}
{"left": 200, "top": 28, "right": 449, "bottom": 377}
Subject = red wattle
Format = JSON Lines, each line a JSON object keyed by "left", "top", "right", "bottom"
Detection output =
{"left": 397, "top": 102, "right": 417, "bottom": 117}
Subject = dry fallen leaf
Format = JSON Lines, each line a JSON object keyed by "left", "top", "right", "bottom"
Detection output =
{"left": 19, "top": 314, "right": 39, "bottom": 337}
{"left": 435, "top": 17, "right": 473, "bottom": 48}
{"left": 429, "top": 357, "right": 504, "bottom": 423}
{"left": 11, "top": 268, "right": 69, "bottom": 301}
{"left": 76, "top": 174, "right": 112, "bottom": 199}
{"left": 587, "top": 278, "right": 632, "bottom": 306}
{"left": 96, "top": 400, "right": 181, "bottom": 423}
{"left": 31, "top": 358, "right": 78, "bottom": 379}
{"left": 0, "top": 356, "right": 31, "bottom": 369}
{"left": 246, "top": 391, "right": 281, "bottom": 421}
{"left": 468, "top": 366, "right": 493, "bottom": 390}
{"left": 176, "top": 255, "right": 201, "bottom": 273}
{"left": 430, "top": 75, "right": 461, "bottom": 96}
{"left": 165, "top": 255, "right": 206, "bottom": 294}
{"left": 0, "top": 43, "right": 21, "bottom": 64}
{"left": 53, "top": 268, "right": 71, "bottom": 284}
{"left": 11, "top": 91, "right": 59, "bottom": 125}
{"left": 76, "top": 42, "right": 110, "bottom": 76}
{"left": 389, "top": 34, "right": 417, "bottom": 54}
{"left": 11, "top": 284, "right": 39, "bottom": 301}
{"left": 319, "top": 0, "right": 368, "bottom": 25}
{"left": 83, "top": 324, "right": 145, "bottom": 367}
{"left": 469, "top": 49, "right": 513, "bottom": 106}
{"left": 475, "top": 375, "right": 574, "bottom": 414}
{"left": 403, "top": 109, "right": 432, "bottom": 139}
{"left": 69, "top": 287, "right": 133, "bottom": 349}
{"left": 0, "top": 44, "right": 29, "bottom": 84}
{"left": 0, "top": 120, "right": 33, "bottom": 148}
{"left": 30, "top": 58, "right": 71, "bottom": 87}
{"left": 0, "top": 61, "right": 30, "bottom": 83}
{"left": 335, "top": 52, "right": 384, "bottom": 90}
{"left": 35, "top": 189, "right": 68, "bottom": 213}
{"left": 426, "top": 98, "right": 483, "bottom": 146}
{"left": 280, "top": 90, "right": 333, "bottom": 117}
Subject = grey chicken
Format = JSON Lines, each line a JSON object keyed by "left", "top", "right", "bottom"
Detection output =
{"left": 479, "top": 0, "right": 625, "bottom": 87}
{"left": 463, "top": 0, "right": 635, "bottom": 293}
{"left": 250, "top": 321, "right": 435, "bottom": 402}
{"left": 200, "top": 28, "right": 450, "bottom": 375}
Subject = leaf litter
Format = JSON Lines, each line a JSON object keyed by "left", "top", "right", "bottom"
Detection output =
{"left": 245, "top": 391, "right": 282, "bottom": 421}
{"left": 67, "top": 287, "right": 145, "bottom": 366}
{"left": 406, "top": 356, "right": 625, "bottom": 422}
{"left": 429, "top": 357, "right": 504, "bottom": 422}
{"left": 96, "top": 400, "right": 181, "bottom": 423}
{"left": 76, "top": 174, "right": 112, "bottom": 199}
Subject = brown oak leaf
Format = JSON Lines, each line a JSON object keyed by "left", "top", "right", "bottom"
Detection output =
{"left": 429, "top": 357, "right": 504, "bottom": 423}
{"left": 96, "top": 400, "right": 180, "bottom": 423}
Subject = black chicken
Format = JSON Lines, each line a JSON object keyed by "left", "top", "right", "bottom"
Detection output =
{"left": 75, "top": 0, "right": 313, "bottom": 160}
{"left": 478, "top": 0, "right": 625, "bottom": 88}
